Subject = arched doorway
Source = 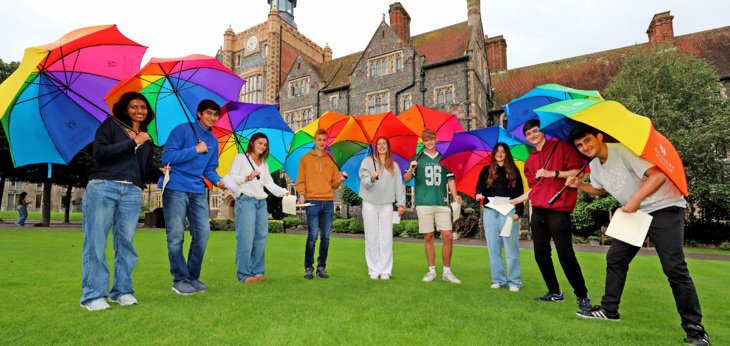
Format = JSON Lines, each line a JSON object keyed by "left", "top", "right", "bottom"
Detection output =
{"left": 220, "top": 195, "right": 236, "bottom": 219}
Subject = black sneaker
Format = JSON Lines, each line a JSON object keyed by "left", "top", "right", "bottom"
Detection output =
{"left": 316, "top": 267, "right": 329, "bottom": 279}
{"left": 576, "top": 306, "right": 620, "bottom": 321}
{"left": 304, "top": 268, "right": 314, "bottom": 280}
{"left": 534, "top": 292, "right": 564, "bottom": 302}
{"left": 684, "top": 331, "right": 710, "bottom": 346}
{"left": 577, "top": 297, "right": 592, "bottom": 311}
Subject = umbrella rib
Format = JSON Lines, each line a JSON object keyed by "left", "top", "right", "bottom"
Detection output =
{"left": 157, "top": 61, "right": 201, "bottom": 142}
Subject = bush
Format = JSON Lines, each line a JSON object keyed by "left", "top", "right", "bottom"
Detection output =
{"left": 718, "top": 241, "right": 730, "bottom": 251}
{"left": 210, "top": 218, "right": 234, "bottom": 231}
{"left": 685, "top": 221, "right": 730, "bottom": 245}
{"left": 401, "top": 220, "right": 422, "bottom": 239}
{"left": 269, "top": 220, "right": 284, "bottom": 233}
{"left": 392, "top": 222, "right": 404, "bottom": 237}
{"left": 332, "top": 219, "right": 352, "bottom": 232}
{"left": 348, "top": 220, "right": 364, "bottom": 234}
{"left": 283, "top": 216, "right": 301, "bottom": 229}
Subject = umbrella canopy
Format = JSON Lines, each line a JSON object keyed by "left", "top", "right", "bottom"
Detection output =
{"left": 397, "top": 104, "right": 464, "bottom": 153}
{"left": 0, "top": 25, "right": 146, "bottom": 166}
{"left": 212, "top": 101, "right": 293, "bottom": 177}
{"left": 105, "top": 54, "right": 245, "bottom": 145}
{"left": 440, "top": 126, "right": 531, "bottom": 198}
{"left": 504, "top": 84, "right": 603, "bottom": 143}
{"left": 330, "top": 112, "right": 418, "bottom": 193}
{"left": 282, "top": 111, "right": 350, "bottom": 182}
{"left": 533, "top": 99, "right": 688, "bottom": 195}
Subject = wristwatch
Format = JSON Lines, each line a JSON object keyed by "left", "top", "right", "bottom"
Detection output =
{"left": 554, "top": 170, "right": 560, "bottom": 178}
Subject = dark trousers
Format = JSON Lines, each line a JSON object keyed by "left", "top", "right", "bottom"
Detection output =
{"left": 531, "top": 207, "right": 589, "bottom": 298}
{"left": 601, "top": 207, "right": 704, "bottom": 332}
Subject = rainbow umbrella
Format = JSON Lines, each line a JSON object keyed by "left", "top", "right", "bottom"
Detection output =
{"left": 0, "top": 25, "right": 145, "bottom": 167}
{"left": 440, "top": 126, "right": 531, "bottom": 198}
{"left": 212, "top": 102, "right": 293, "bottom": 177}
{"left": 397, "top": 104, "right": 464, "bottom": 153}
{"left": 330, "top": 112, "right": 418, "bottom": 193}
{"left": 533, "top": 99, "right": 688, "bottom": 195}
{"left": 282, "top": 111, "right": 350, "bottom": 182}
{"left": 105, "top": 54, "right": 245, "bottom": 145}
{"left": 504, "top": 84, "right": 603, "bottom": 143}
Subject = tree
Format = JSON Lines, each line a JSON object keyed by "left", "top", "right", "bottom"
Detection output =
{"left": 604, "top": 48, "right": 730, "bottom": 239}
{"left": 0, "top": 60, "right": 21, "bottom": 219}
{"left": 339, "top": 185, "right": 362, "bottom": 218}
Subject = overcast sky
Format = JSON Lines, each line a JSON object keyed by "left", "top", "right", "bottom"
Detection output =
{"left": 1, "top": 0, "right": 727, "bottom": 69}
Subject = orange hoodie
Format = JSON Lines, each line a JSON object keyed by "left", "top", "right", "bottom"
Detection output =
{"left": 295, "top": 150, "right": 342, "bottom": 200}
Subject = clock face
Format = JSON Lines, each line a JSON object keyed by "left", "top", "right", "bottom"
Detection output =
{"left": 246, "top": 35, "right": 258, "bottom": 52}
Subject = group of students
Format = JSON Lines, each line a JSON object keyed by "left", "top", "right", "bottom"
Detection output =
{"left": 77, "top": 92, "right": 709, "bottom": 345}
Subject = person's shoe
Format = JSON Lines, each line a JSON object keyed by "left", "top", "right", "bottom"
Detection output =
{"left": 577, "top": 297, "right": 592, "bottom": 311}
{"left": 576, "top": 306, "right": 620, "bottom": 321}
{"left": 242, "top": 276, "right": 258, "bottom": 283}
{"left": 422, "top": 271, "right": 437, "bottom": 282}
{"left": 171, "top": 280, "right": 197, "bottom": 295}
{"left": 370, "top": 274, "right": 379, "bottom": 280}
{"left": 254, "top": 274, "right": 266, "bottom": 282}
{"left": 535, "top": 292, "right": 565, "bottom": 302}
{"left": 684, "top": 330, "right": 710, "bottom": 346}
{"left": 304, "top": 268, "right": 314, "bottom": 280}
{"left": 81, "top": 297, "right": 110, "bottom": 311}
{"left": 508, "top": 285, "right": 520, "bottom": 292}
{"left": 316, "top": 267, "right": 329, "bottom": 279}
{"left": 442, "top": 271, "right": 462, "bottom": 284}
{"left": 109, "top": 294, "right": 138, "bottom": 306}
{"left": 380, "top": 274, "right": 390, "bottom": 280}
{"left": 490, "top": 283, "right": 502, "bottom": 289}
{"left": 190, "top": 279, "right": 208, "bottom": 292}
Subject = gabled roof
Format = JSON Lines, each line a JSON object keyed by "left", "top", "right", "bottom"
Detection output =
{"left": 492, "top": 26, "right": 730, "bottom": 106}
{"left": 316, "top": 51, "right": 362, "bottom": 90}
{"left": 411, "top": 21, "right": 470, "bottom": 64}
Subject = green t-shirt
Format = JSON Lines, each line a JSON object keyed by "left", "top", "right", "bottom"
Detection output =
{"left": 412, "top": 152, "right": 454, "bottom": 206}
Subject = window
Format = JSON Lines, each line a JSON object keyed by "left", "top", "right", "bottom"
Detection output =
{"left": 367, "top": 51, "right": 404, "bottom": 78}
{"left": 236, "top": 52, "right": 242, "bottom": 67}
{"left": 240, "top": 74, "right": 263, "bottom": 103}
{"left": 289, "top": 76, "right": 310, "bottom": 97}
{"left": 263, "top": 44, "right": 268, "bottom": 57}
{"left": 7, "top": 193, "right": 16, "bottom": 210}
{"left": 330, "top": 95, "right": 339, "bottom": 109}
{"left": 11, "top": 181, "right": 22, "bottom": 190}
{"left": 35, "top": 194, "right": 42, "bottom": 209}
{"left": 284, "top": 107, "right": 314, "bottom": 131}
{"left": 400, "top": 93, "right": 412, "bottom": 111}
{"left": 405, "top": 186, "right": 413, "bottom": 208}
{"left": 434, "top": 85, "right": 456, "bottom": 105}
{"left": 366, "top": 90, "right": 390, "bottom": 114}
{"left": 36, "top": 183, "right": 43, "bottom": 191}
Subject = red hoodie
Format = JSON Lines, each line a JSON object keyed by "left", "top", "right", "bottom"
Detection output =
{"left": 524, "top": 139, "right": 584, "bottom": 212}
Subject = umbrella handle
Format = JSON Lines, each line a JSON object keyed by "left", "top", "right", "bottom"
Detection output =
{"left": 536, "top": 140, "right": 559, "bottom": 182}
{"left": 245, "top": 152, "right": 261, "bottom": 180}
{"left": 371, "top": 146, "right": 379, "bottom": 181}
{"left": 547, "top": 157, "right": 594, "bottom": 205}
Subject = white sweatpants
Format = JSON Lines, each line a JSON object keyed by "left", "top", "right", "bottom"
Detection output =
{"left": 362, "top": 201, "right": 394, "bottom": 276}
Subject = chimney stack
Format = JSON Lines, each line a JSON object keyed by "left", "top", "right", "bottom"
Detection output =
{"left": 647, "top": 11, "right": 675, "bottom": 45}
{"left": 467, "top": 0, "right": 481, "bottom": 28}
{"left": 389, "top": 2, "right": 411, "bottom": 44}
{"left": 485, "top": 35, "right": 507, "bottom": 73}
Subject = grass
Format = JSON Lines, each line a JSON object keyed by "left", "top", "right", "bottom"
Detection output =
{"left": 0, "top": 211, "right": 83, "bottom": 222}
{"left": 1, "top": 230, "right": 728, "bottom": 345}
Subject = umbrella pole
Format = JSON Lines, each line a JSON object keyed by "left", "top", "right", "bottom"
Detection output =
{"left": 230, "top": 130, "right": 261, "bottom": 181}
{"left": 536, "top": 141, "right": 559, "bottom": 182}
{"left": 547, "top": 157, "right": 594, "bottom": 205}
{"left": 370, "top": 146, "right": 379, "bottom": 180}
{"left": 159, "top": 63, "right": 201, "bottom": 143}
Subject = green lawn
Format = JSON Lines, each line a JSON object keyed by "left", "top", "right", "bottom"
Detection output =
{"left": 0, "top": 211, "right": 83, "bottom": 222}
{"left": 1, "top": 230, "right": 727, "bottom": 345}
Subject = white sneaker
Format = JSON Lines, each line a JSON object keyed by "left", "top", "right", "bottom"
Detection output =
{"left": 81, "top": 297, "right": 110, "bottom": 311}
{"left": 380, "top": 274, "right": 391, "bottom": 280}
{"left": 422, "top": 271, "right": 437, "bottom": 282}
{"left": 369, "top": 274, "right": 379, "bottom": 280}
{"left": 508, "top": 285, "right": 520, "bottom": 292}
{"left": 109, "top": 294, "right": 138, "bottom": 306}
{"left": 442, "top": 271, "right": 462, "bottom": 284}
{"left": 490, "top": 283, "right": 502, "bottom": 289}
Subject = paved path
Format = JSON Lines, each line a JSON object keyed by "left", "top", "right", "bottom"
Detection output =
{"left": 1, "top": 219, "right": 728, "bottom": 261}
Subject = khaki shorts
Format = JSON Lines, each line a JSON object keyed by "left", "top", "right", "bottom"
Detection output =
{"left": 415, "top": 205, "right": 452, "bottom": 234}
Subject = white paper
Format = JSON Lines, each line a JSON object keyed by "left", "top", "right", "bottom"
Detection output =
{"left": 221, "top": 175, "right": 242, "bottom": 199}
{"left": 486, "top": 202, "right": 515, "bottom": 216}
{"left": 500, "top": 217, "right": 514, "bottom": 237}
{"left": 392, "top": 212, "right": 401, "bottom": 224}
{"left": 487, "top": 196, "right": 510, "bottom": 204}
{"left": 450, "top": 201, "right": 461, "bottom": 222}
{"left": 161, "top": 169, "right": 171, "bottom": 195}
{"left": 605, "top": 209, "right": 653, "bottom": 247}
{"left": 281, "top": 195, "right": 297, "bottom": 215}
{"left": 296, "top": 203, "right": 313, "bottom": 208}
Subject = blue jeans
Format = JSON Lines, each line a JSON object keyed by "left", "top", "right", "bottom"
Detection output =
{"left": 163, "top": 188, "right": 210, "bottom": 283}
{"left": 483, "top": 207, "right": 522, "bottom": 287}
{"left": 304, "top": 200, "right": 334, "bottom": 269}
{"left": 16, "top": 205, "right": 28, "bottom": 226}
{"left": 235, "top": 195, "right": 269, "bottom": 281}
{"left": 80, "top": 180, "right": 142, "bottom": 303}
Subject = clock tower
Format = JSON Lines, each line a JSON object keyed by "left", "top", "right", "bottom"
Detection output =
{"left": 268, "top": 0, "right": 297, "bottom": 29}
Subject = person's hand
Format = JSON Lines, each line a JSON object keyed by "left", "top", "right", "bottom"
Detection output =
{"left": 370, "top": 171, "right": 379, "bottom": 182}
{"left": 565, "top": 176, "right": 580, "bottom": 188}
{"left": 338, "top": 171, "right": 348, "bottom": 182}
{"left": 512, "top": 214, "right": 520, "bottom": 221}
{"left": 454, "top": 195, "right": 463, "bottom": 204}
{"left": 409, "top": 161, "right": 418, "bottom": 170}
{"left": 535, "top": 168, "right": 551, "bottom": 179}
{"left": 298, "top": 195, "right": 305, "bottom": 204}
{"left": 397, "top": 206, "right": 405, "bottom": 217}
{"left": 475, "top": 193, "right": 484, "bottom": 201}
{"left": 216, "top": 180, "right": 227, "bottom": 189}
{"left": 196, "top": 141, "right": 208, "bottom": 154}
{"left": 159, "top": 165, "right": 171, "bottom": 174}
{"left": 248, "top": 170, "right": 260, "bottom": 181}
{"left": 283, "top": 191, "right": 290, "bottom": 197}
{"left": 133, "top": 132, "right": 152, "bottom": 145}
{"left": 621, "top": 197, "right": 641, "bottom": 213}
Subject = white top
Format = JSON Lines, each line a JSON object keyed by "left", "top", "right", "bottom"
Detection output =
{"left": 226, "top": 153, "right": 288, "bottom": 200}
{"left": 589, "top": 143, "right": 685, "bottom": 213}
{"left": 358, "top": 157, "right": 406, "bottom": 206}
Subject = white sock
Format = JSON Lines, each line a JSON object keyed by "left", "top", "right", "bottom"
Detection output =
{"left": 428, "top": 266, "right": 436, "bottom": 274}
{"left": 443, "top": 266, "right": 451, "bottom": 273}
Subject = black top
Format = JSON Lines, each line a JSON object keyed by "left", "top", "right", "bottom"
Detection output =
{"left": 475, "top": 164, "right": 525, "bottom": 216}
{"left": 88, "top": 118, "right": 161, "bottom": 189}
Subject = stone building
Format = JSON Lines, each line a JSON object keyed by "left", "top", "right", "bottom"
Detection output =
{"left": 1, "top": 181, "right": 83, "bottom": 213}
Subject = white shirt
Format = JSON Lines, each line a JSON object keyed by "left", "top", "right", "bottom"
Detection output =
{"left": 226, "top": 153, "right": 287, "bottom": 200}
